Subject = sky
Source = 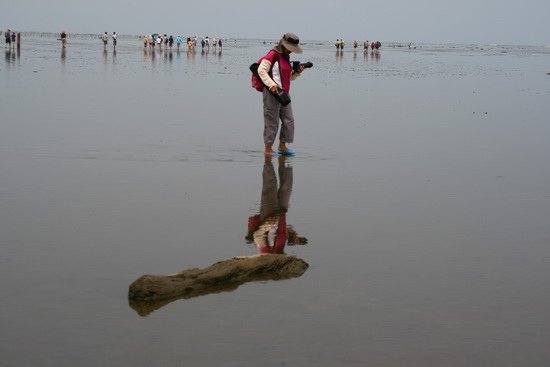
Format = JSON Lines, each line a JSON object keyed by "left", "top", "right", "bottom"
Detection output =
{"left": 2, "top": 0, "right": 550, "bottom": 45}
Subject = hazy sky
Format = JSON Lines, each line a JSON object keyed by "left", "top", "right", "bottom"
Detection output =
{"left": 2, "top": 0, "right": 550, "bottom": 45}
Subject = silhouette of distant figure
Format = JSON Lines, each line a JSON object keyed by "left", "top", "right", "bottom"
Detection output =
{"left": 5, "top": 29, "right": 18, "bottom": 50}
{"left": 246, "top": 156, "right": 307, "bottom": 254}
{"left": 5, "top": 29, "right": 12, "bottom": 48}
{"left": 60, "top": 30, "right": 67, "bottom": 47}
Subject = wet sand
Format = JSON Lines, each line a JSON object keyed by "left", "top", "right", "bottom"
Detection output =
{"left": 1, "top": 35, "right": 550, "bottom": 366}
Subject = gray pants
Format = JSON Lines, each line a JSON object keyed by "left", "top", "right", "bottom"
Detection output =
{"left": 260, "top": 158, "right": 293, "bottom": 220}
{"left": 263, "top": 89, "right": 295, "bottom": 147}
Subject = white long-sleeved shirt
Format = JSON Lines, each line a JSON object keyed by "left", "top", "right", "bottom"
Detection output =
{"left": 257, "top": 58, "right": 300, "bottom": 90}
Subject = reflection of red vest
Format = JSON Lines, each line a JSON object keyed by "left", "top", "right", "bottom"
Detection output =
{"left": 272, "top": 214, "right": 287, "bottom": 254}
{"left": 248, "top": 214, "right": 287, "bottom": 254}
{"left": 248, "top": 214, "right": 261, "bottom": 234}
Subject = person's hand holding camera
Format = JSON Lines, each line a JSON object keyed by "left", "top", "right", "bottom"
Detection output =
{"left": 292, "top": 61, "right": 313, "bottom": 74}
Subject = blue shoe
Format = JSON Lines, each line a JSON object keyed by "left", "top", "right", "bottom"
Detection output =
{"left": 278, "top": 148, "right": 295, "bottom": 156}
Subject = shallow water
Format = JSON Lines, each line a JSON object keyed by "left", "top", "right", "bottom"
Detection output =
{"left": 1, "top": 36, "right": 550, "bottom": 366}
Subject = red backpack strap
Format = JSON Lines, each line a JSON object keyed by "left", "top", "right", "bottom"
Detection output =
{"left": 261, "top": 50, "right": 279, "bottom": 73}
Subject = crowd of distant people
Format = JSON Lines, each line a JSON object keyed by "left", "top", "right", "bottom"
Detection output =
{"left": 335, "top": 38, "right": 382, "bottom": 52}
{"left": 6, "top": 29, "right": 390, "bottom": 56}
{"left": 141, "top": 34, "right": 223, "bottom": 52}
{"left": 93, "top": 32, "right": 224, "bottom": 53}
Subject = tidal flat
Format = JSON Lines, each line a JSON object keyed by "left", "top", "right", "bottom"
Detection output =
{"left": 1, "top": 35, "right": 550, "bottom": 366}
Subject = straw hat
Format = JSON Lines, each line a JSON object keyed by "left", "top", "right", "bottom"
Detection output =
{"left": 281, "top": 33, "right": 302, "bottom": 54}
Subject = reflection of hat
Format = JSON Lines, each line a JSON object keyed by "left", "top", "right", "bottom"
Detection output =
{"left": 281, "top": 33, "right": 302, "bottom": 54}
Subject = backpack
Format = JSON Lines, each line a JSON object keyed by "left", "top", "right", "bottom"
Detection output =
{"left": 249, "top": 63, "right": 264, "bottom": 92}
{"left": 250, "top": 51, "right": 279, "bottom": 92}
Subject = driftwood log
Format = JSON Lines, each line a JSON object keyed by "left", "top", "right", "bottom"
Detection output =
{"left": 128, "top": 254, "right": 308, "bottom": 316}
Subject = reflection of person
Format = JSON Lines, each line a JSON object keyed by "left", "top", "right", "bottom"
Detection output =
{"left": 257, "top": 33, "right": 307, "bottom": 156}
{"left": 246, "top": 156, "right": 307, "bottom": 254}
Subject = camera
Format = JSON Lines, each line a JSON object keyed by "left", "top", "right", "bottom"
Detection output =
{"left": 270, "top": 87, "right": 291, "bottom": 106}
{"left": 292, "top": 61, "right": 313, "bottom": 73}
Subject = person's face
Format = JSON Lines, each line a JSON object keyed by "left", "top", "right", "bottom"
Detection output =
{"left": 282, "top": 45, "right": 291, "bottom": 55}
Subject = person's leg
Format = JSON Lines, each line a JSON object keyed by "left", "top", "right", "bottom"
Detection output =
{"left": 263, "top": 89, "right": 281, "bottom": 155}
{"left": 278, "top": 102, "right": 295, "bottom": 152}
{"left": 260, "top": 157, "right": 278, "bottom": 220}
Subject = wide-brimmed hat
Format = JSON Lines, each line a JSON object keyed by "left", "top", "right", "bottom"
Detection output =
{"left": 281, "top": 33, "right": 302, "bottom": 54}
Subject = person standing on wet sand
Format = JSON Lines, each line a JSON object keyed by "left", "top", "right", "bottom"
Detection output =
{"left": 112, "top": 32, "right": 117, "bottom": 46}
{"left": 5, "top": 29, "right": 12, "bottom": 48}
{"left": 60, "top": 30, "right": 67, "bottom": 47}
{"left": 156, "top": 35, "right": 162, "bottom": 49}
{"left": 102, "top": 32, "right": 108, "bottom": 46}
{"left": 257, "top": 33, "right": 308, "bottom": 156}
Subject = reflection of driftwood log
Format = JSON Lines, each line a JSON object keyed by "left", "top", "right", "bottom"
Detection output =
{"left": 128, "top": 254, "right": 308, "bottom": 316}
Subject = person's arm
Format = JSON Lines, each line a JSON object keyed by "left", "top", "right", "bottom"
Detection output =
{"left": 257, "top": 59, "right": 278, "bottom": 93}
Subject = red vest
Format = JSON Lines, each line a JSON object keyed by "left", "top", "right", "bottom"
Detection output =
{"left": 263, "top": 50, "right": 292, "bottom": 94}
